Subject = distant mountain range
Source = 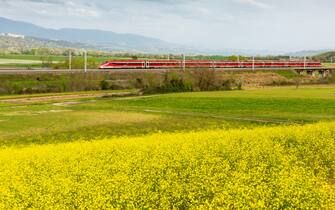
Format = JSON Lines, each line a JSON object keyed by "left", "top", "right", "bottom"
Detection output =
{"left": 0, "top": 16, "right": 333, "bottom": 56}
{"left": 0, "top": 16, "right": 194, "bottom": 53}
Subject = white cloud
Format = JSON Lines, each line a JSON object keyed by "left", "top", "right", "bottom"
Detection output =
{"left": 64, "top": 1, "right": 100, "bottom": 17}
{"left": 236, "top": 0, "right": 273, "bottom": 9}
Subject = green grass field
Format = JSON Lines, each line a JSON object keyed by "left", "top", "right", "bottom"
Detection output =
{"left": 1, "top": 85, "right": 335, "bottom": 208}
{"left": 0, "top": 55, "right": 64, "bottom": 68}
{"left": 1, "top": 85, "right": 335, "bottom": 147}
{"left": 0, "top": 54, "right": 66, "bottom": 61}
{"left": 0, "top": 58, "right": 42, "bottom": 64}
{"left": 0, "top": 54, "right": 132, "bottom": 68}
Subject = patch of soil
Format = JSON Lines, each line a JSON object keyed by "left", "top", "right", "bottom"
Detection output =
{"left": 0, "top": 91, "right": 140, "bottom": 104}
{"left": 1, "top": 110, "right": 71, "bottom": 116}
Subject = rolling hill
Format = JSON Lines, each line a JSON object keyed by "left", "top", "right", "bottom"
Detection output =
{"left": 313, "top": 51, "right": 335, "bottom": 61}
{"left": 0, "top": 35, "right": 97, "bottom": 51}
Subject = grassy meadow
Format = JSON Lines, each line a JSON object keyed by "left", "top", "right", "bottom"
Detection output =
{"left": 2, "top": 86, "right": 335, "bottom": 147}
{"left": 0, "top": 58, "right": 42, "bottom": 64}
{"left": 1, "top": 85, "right": 335, "bottom": 208}
{"left": 0, "top": 54, "right": 132, "bottom": 69}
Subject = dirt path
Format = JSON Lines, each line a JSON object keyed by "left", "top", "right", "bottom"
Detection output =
{"left": 0, "top": 91, "right": 140, "bottom": 104}
{"left": 139, "top": 109, "right": 307, "bottom": 124}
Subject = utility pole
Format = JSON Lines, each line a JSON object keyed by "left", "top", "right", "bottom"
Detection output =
{"left": 84, "top": 50, "right": 87, "bottom": 73}
{"left": 304, "top": 56, "right": 307, "bottom": 69}
{"left": 182, "top": 54, "right": 186, "bottom": 71}
{"left": 252, "top": 56, "right": 255, "bottom": 70}
{"left": 210, "top": 56, "right": 215, "bottom": 70}
{"left": 331, "top": 57, "right": 333, "bottom": 63}
{"left": 167, "top": 54, "right": 170, "bottom": 61}
{"left": 69, "top": 50, "right": 72, "bottom": 71}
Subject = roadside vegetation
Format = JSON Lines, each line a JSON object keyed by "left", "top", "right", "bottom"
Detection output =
{"left": 0, "top": 68, "right": 332, "bottom": 96}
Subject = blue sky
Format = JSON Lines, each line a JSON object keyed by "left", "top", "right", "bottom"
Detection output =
{"left": 0, "top": 0, "right": 334, "bottom": 52}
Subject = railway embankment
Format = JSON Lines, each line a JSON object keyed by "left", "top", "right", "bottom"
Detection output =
{"left": 0, "top": 69, "right": 333, "bottom": 96}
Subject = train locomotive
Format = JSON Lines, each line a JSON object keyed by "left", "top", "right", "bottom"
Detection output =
{"left": 99, "top": 60, "right": 322, "bottom": 69}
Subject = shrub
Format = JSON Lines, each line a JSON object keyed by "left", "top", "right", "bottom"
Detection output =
{"left": 100, "top": 80, "right": 109, "bottom": 90}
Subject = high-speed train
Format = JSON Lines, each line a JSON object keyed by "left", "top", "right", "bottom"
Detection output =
{"left": 99, "top": 60, "right": 322, "bottom": 69}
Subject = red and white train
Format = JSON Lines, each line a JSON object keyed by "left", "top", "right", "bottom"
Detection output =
{"left": 99, "top": 60, "right": 322, "bottom": 69}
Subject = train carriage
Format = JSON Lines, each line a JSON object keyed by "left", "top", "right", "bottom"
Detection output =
{"left": 99, "top": 60, "right": 146, "bottom": 69}
{"left": 146, "top": 60, "right": 181, "bottom": 68}
{"left": 186, "top": 60, "right": 213, "bottom": 68}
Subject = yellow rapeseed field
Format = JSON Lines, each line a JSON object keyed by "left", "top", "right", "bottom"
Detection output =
{"left": 0, "top": 122, "right": 335, "bottom": 209}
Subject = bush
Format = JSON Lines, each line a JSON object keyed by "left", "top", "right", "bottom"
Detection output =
{"left": 100, "top": 80, "right": 109, "bottom": 90}
{"left": 328, "top": 72, "right": 335, "bottom": 83}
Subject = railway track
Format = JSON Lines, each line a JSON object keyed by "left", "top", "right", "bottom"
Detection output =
{"left": 0, "top": 69, "right": 171, "bottom": 74}
{"left": 0, "top": 67, "right": 333, "bottom": 74}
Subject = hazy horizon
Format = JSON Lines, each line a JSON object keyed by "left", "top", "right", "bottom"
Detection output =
{"left": 0, "top": 0, "right": 334, "bottom": 52}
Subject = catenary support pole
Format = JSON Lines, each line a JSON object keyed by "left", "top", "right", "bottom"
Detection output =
{"left": 84, "top": 50, "right": 87, "bottom": 73}
{"left": 252, "top": 56, "right": 255, "bottom": 70}
{"left": 69, "top": 51, "right": 72, "bottom": 71}
{"left": 304, "top": 56, "right": 307, "bottom": 69}
{"left": 182, "top": 54, "right": 185, "bottom": 71}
